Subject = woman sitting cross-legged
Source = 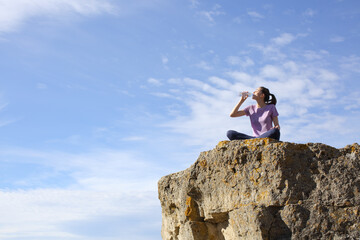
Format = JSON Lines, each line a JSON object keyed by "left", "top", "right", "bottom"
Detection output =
{"left": 227, "top": 86, "right": 280, "bottom": 141}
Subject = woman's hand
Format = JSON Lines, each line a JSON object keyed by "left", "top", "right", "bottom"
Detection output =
{"left": 241, "top": 91, "right": 250, "bottom": 101}
{"left": 272, "top": 116, "right": 280, "bottom": 130}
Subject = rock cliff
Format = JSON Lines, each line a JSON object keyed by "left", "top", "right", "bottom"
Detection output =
{"left": 158, "top": 138, "right": 360, "bottom": 240}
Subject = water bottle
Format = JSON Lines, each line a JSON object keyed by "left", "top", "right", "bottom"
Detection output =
{"left": 239, "top": 91, "right": 252, "bottom": 98}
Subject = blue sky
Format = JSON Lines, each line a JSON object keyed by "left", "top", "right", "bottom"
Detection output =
{"left": 0, "top": 0, "right": 359, "bottom": 239}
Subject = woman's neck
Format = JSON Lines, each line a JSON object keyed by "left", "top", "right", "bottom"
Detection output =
{"left": 256, "top": 100, "right": 266, "bottom": 108}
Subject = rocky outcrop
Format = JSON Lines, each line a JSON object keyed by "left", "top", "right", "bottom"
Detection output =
{"left": 158, "top": 138, "right": 360, "bottom": 240}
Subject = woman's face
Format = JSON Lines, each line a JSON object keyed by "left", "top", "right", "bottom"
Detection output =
{"left": 252, "top": 88, "right": 264, "bottom": 99}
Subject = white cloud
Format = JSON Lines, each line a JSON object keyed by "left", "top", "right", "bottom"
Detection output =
{"left": 161, "top": 66, "right": 349, "bottom": 147}
{"left": 342, "top": 91, "right": 360, "bottom": 111}
{"left": 303, "top": 50, "right": 326, "bottom": 60}
{"left": 249, "top": 32, "right": 303, "bottom": 61}
{"left": 0, "top": 189, "right": 160, "bottom": 239}
{"left": 167, "top": 78, "right": 182, "bottom": 85}
{"left": 233, "top": 16, "right": 242, "bottom": 24}
{"left": 0, "top": 102, "right": 17, "bottom": 128}
{"left": 258, "top": 30, "right": 265, "bottom": 36}
{"left": 282, "top": 61, "right": 299, "bottom": 72}
{"left": 0, "top": 102, "right": 8, "bottom": 111}
{"left": 0, "top": 147, "right": 164, "bottom": 239}
{"left": 271, "top": 33, "right": 296, "bottom": 46}
{"left": 121, "top": 136, "right": 146, "bottom": 141}
{"left": 330, "top": 36, "right": 345, "bottom": 43}
{"left": 0, "top": 119, "right": 16, "bottom": 128}
{"left": 0, "top": 148, "right": 161, "bottom": 189}
{"left": 226, "top": 71, "right": 253, "bottom": 84}
{"left": 227, "top": 56, "right": 254, "bottom": 68}
{"left": 195, "top": 60, "right": 212, "bottom": 70}
{"left": 250, "top": 43, "right": 286, "bottom": 61}
{"left": 157, "top": 33, "right": 353, "bottom": 148}
{"left": 198, "top": 4, "right": 225, "bottom": 23}
{"left": 247, "top": 11, "right": 264, "bottom": 21}
{"left": 303, "top": 8, "right": 316, "bottom": 17}
{"left": 340, "top": 55, "right": 360, "bottom": 73}
{"left": 317, "top": 69, "right": 339, "bottom": 82}
{"left": 208, "top": 76, "right": 232, "bottom": 89}
{"left": 161, "top": 55, "right": 168, "bottom": 65}
{"left": 282, "top": 113, "right": 348, "bottom": 142}
{"left": 0, "top": 0, "right": 116, "bottom": 33}
{"left": 37, "top": 82, "right": 48, "bottom": 89}
{"left": 151, "top": 92, "right": 177, "bottom": 99}
{"left": 148, "top": 77, "right": 162, "bottom": 86}
{"left": 260, "top": 65, "right": 286, "bottom": 80}
{"left": 183, "top": 77, "right": 214, "bottom": 91}
{"left": 189, "top": 0, "right": 199, "bottom": 8}
{"left": 227, "top": 56, "right": 240, "bottom": 65}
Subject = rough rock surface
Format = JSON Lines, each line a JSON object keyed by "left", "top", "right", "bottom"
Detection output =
{"left": 158, "top": 138, "right": 360, "bottom": 240}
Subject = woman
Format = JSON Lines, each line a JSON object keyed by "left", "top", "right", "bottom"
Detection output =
{"left": 227, "top": 86, "right": 280, "bottom": 141}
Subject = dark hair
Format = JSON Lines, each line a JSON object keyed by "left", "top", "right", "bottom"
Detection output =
{"left": 260, "top": 86, "right": 277, "bottom": 105}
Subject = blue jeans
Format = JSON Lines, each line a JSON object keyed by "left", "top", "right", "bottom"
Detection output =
{"left": 227, "top": 128, "right": 280, "bottom": 141}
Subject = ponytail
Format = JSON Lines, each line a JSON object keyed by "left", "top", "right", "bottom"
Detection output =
{"left": 268, "top": 93, "right": 277, "bottom": 105}
{"left": 260, "top": 86, "right": 277, "bottom": 105}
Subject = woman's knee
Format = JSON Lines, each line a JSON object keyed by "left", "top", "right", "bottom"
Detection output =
{"left": 259, "top": 128, "right": 280, "bottom": 140}
{"left": 272, "top": 128, "right": 280, "bottom": 140}
{"left": 227, "top": 130, "right": 237, "bottom": 140}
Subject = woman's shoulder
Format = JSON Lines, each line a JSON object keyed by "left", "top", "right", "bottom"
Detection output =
{"left": 244, "top": 104, "right": 256, "bottom": 110}
{"left": 243, "top": 104, "right": 256, "bottom": 114}
{"left": 265, "top": 104, "right": 278, "bottom": 111}
{"left": 267, "top": 104, "right": 279, "bottom": 115}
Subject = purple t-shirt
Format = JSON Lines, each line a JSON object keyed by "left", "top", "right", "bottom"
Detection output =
{"left": 243, "top": 104, "right": 279, "bottom": 137}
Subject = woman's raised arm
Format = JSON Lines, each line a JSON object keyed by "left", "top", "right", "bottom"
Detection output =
{"left": 230, "top": 95, "right": 248, "bottom": 117}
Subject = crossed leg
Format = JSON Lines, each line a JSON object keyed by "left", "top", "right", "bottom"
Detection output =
{"left": 227, "top": 128, "right": 280, "bottom": 141}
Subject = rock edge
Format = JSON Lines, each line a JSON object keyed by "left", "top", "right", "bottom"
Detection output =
{"left": 158, "top": 138, "right": 360, "bottom": 240}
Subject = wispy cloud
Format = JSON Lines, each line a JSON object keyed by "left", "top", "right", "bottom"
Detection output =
{"left": 227, "top": 56, "right": 254, "bottom": 68}
{"left": 340, "top": 55, "right": 360, "bottom": 73}
{"left": 148, "top": 77, "right": 162, "bottom": 86}
{"left": 302, "top": 50, "right": 329, "bottom": 61}
{"left": 195, "top": 60, "right": 212, "bottom": 70}
{"left": 250, "top": 33, "right": 303, "bottom": 61}
{"left": 0, "top": 119, "right": 16, "bottom": 128}
{"left": 0, "top": 147, "right": 164, "bottom": 239}
{"left": 37, "top": 82, "right": 48, "bottom": 89}
{"left": 271, "top": 33, "right": 296, "bottom": 46}
{"left": 0, "top": 102, "right": 9, "bottom": 111}
{"left": 189, "top": 0, "right": 200, "bottom": 9}
{"left": 247, "top": 11, "right": 264, "bottom": 21}
{"left": 0, "top": 102, "right": 17, "bottom": 128}
{"left": 0, "top": 0, "right": 117, "bottom": 33}
{"left": 330, "top": 36, "right": 345, "bottom": 43}
{"left": 303, "top": 8, "right": 316, "bottom": 17}
{"left": 198, "top": 4, "right": 225, "bottom": 24}
{"left": 341, "top": 91, "right": 360, "bottom": 111}
{"left": 0, "top": 189, "right": 160, "bottom": 240}
{"left": 233, "top": 16, "right": 242, "bottom": 24}
{"left": 121, "top": 136, "right": 146, "bottom": 141}
{"left": 161, "top": 55, "right": 169, "bottom": 65}
{"left": 153, "top": 32, "right": 356, "bottom": 148}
